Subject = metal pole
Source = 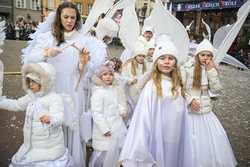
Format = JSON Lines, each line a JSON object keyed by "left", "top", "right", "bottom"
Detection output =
{"left": 41, "top": 0, "right": 44, "bottom": 22}
{"left": 4, "top": 72, "right": 21, "bottom": 75}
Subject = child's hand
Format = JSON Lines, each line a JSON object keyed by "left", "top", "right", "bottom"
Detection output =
{"left": 205, "top": 58, "right": 216, "bottom": 71}
{"left": 103, "top": 131, "right": 112, "bottom": 137}
{"left": 190, "top": 99, "right": 200, "bottom": 112}
{"left": 40, "top": 115, "right": 50, "bottom": 124}
{"left": 44, "top": 47, "right": 61, "bottom": 58}
{"left": 129, "top": 78, "right": 137, "bottom": 85}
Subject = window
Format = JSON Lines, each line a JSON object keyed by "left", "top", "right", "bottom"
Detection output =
{"left": 31, "top": 0, "right": 41, "bottom": 10}
{"left": 88, "top": 4, "right": 93, "bottom": 12}
{"left": 48, "top": 0, "right": 54, "bottom": 9}
{"left": 16, "top": 0, "right": 26, "bottom": 8}
{"left": 76, "top": 3, "right": 82, "bottom": 13}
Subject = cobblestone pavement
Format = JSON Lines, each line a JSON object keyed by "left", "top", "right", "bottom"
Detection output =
{"left": 0, "top": 40, "right": 249, "bottom": 167}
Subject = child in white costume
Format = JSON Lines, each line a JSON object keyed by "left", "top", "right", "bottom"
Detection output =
{"left": 119, "top": 37, "right": 191, "bottom": 167}
{"left": 89, "top": 65, "right": 128, "bottom": 167}
{"left": 122, "top": 42, "right": 148, "bottom": 105}
{"left": 0, "top": 62, "right": 73, "bottom": 167}
{"left": 181, "top": 39, "right": 237, "bottom": 167}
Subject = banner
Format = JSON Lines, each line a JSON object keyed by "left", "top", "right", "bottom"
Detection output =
{"left": 173, "top": 0, "right": 244, "bottom": 12}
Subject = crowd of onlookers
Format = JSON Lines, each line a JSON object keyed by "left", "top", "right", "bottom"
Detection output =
{"left": 5, "top": 17, "right": 38, "bottom": 41}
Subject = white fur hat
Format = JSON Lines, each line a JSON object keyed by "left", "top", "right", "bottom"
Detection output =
{"left": 96, "top": 18, "right": 119, "bottom": 40}
{"left": 26, "top": 73, "right": 41, "bottom": 84}
{"left": 195, "top": 39, "right": 215, "bottom": 56}
{"left": 133, "top": 41, "right": 148, "bottom": 57}
{"left": 22, "top": 62, "right": 56, "bottom": 94}
{"left": 153, "top": 35, "right": 179, "bottom": 63}
{"left": 147, "top": 39, "right": 155, "bottom": 50}
{"left": 142, "top": 26, "right": 154, "bottom": 34}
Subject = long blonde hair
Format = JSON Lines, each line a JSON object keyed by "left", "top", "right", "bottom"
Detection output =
{"left": 151, "top": 58, "right": 185, "bottom": 98}
{"left": 192, "top": 55, "right": 202, "bottom": 89}
{"left": 123, "top": 57, "right": 146, "bottom": 77}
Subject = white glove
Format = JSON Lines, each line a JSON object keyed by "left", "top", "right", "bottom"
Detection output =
{"left": 44, "top": 47, "right": 62, "bottom": 58}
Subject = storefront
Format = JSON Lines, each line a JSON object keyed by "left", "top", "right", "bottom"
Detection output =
{"left": 172, "top": 0, "right": 245, "bottom": 41}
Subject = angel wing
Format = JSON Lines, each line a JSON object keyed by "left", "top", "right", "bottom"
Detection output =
{"left": 213, "top": 24, "right": 233, "bottom": 49}
{"left": 0, "top": 20, "right": 6, "bottom": 50}
{"left": 29, "top": 11, "right": 56, "bottom": 40}
{"left": 0, "top": 20, "right": 5, "bottom": 96}
{"left": 105, "top": 0, "right": 140, "bottom": 51}
{"left": 144, "top": 0, "right": 189, "bottom": 65}
{"left": 201, "top": 18, "right": 211, "bottom": 41}
{"left": 21, "top": 12, "right": 56, "bottom": 63}
{"left": 222, "top": 53, "right": 248, "bottom": 70}
{"left": 215, "top": 0, "right": 250, "bottom": 64}
{"left": 82, "top": 0, "right": 115, "bottom": 34}
{"left": 185, "top": 20, "right": 194, "bottom": 32}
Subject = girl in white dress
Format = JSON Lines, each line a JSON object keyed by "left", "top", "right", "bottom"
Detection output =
{"left": 0, "top": 62, "right": 73, "bottom": 167}
{"left": 119, "top": 37, "right": 191, "bottom": 167}
{"left": 181, "top": 39, "right": 237, "bottom": 167}
{"left": 21, "top": 2, "right": 92, "bottom": 166}
{"left": 89, "top": 65, "right": 128, "bottom": 167}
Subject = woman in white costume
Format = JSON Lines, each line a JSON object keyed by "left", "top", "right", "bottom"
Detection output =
{"left": 21, "top": 2, "right": 90, "bottom": 167}
{"left": 0, "top": 62, "right": 73, "bottom": 167}
{"left": 89, "top": 64, "right": 127, "bottom": 167}
{"left": 119, "top": 37, "right": 191, "bottom": 167}
{"left": 181, "top": 39, "right": 237, "bottom": 167}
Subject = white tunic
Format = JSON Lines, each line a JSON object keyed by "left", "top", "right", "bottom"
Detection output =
{"left": 0, "top": 92, "right": 72, "bottom": 166}
{"left": 120, "top": 76, "right": 191, "bottom": 167}
{"left": 181, "top": 62, "right": 237, "bottom": 167}
{"left": 23, "top": 30, "right": 91, "bottom": 167}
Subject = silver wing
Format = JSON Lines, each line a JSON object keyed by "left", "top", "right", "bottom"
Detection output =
{"left": 222, "top": 53, "right": 248, "bottom": 70}
{"left": 201, "top": 18, "right": 211, "bottom": 41}
{"left": 0, "top": 20, "right": 6, "bottom": 48}
{"left": 105, "top": 0, "right": 140, "bottom": 51}
{"left": 144, "top": 0, "right": 189, "bottom": 65}
{"left": 0, "top": 20, "right": 5, "bottom": 96}
{"left": 82, "top": 0, "right": 115, "bottom": 34}
{"left": 215, "top": 0, "right": 250, "bottom": 64}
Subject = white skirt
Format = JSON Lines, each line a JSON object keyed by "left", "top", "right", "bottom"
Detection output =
{"left": 186, "top": 111, "right": 237, "bottom": 167}
{"left": 10, "top": 149, "right": 74, "bottom": 167}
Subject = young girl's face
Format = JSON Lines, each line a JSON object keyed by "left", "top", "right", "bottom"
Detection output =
{"left": 157, "top": 55, "right": 176, "bottom": 74}
{"left": 198, "top": 51, "right": 213, "bottom": 65}
{"left": 61, "top": 7, "right": 77, "bottom": 32}
{"left": 101, "top": 72, "right": 114, "bottom": 85}
{"left": 135, "top": 54, "right": 145, "bottom": 64}
{"left": 27, "top": 79, "right": 41, "bottom": 93}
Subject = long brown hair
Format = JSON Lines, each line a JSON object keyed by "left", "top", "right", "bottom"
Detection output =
{"left": 151, "top": 57, "right": 185, "bottom": 98}
{"left": 192, "top": 55, "right": 202, "bottom": 89}
{"left": 53, "top": 2, "right": 81, "bottom": 46}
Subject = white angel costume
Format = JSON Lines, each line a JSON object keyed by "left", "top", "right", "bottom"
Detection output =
{"left": 181, "top": 39, "right": 237, "bottom": 167}
{"left": 22, "top": 30, "right": 92, "bottom": 167}
{"left": 120, "top": 36, "right": 192, "bottom": 167}
{"left": 120, "top": 27, "right": 154, "bottom": 63}
{"left": 0, "top": 63, "right": 73, "bottom": 167}
{"left": 121, "top": 42, "right": 150, "bottom": 121}
{"left": 89, "top": 66, "right": 127, "bottom": 167}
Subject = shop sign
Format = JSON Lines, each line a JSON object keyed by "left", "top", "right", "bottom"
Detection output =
{"left": 174, "top": 0, "right": 244, "bottom": 11}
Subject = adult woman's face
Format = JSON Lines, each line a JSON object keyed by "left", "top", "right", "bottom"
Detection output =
{"left": 157, "top": 55, "right": 176, "bottom": 74}
{"left": 61, "top": 7, "right": 77, "bottom": 32}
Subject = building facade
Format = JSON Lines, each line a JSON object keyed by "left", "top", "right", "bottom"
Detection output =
{"left": 13, "top": 0, "right": 94, "bottom": 22}
{"left": 0, "top": 0, "right": 14, "bottom": 21}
